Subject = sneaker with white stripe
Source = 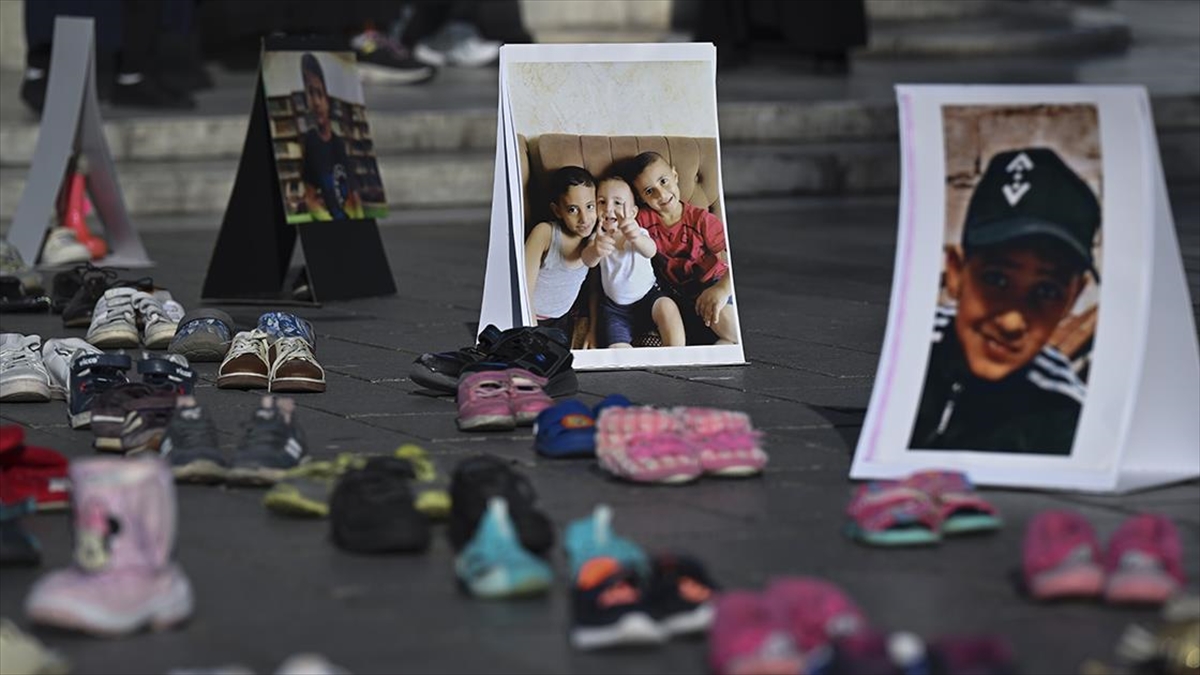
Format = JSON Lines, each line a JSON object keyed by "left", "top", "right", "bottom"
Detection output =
{"left": 226, "top": 396, "right": 308, "bottom": 487}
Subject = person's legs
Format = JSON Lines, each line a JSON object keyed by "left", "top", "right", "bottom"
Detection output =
{"left": 599, "top": 296, "right": 635, "bottom": 349}
{"left": 113, "top": 0, "right": 194, "bottom": 109}
{"left": 21, "top": 0, "right": 121, "bottom": 114}
{"left": 711, "top": 303, "right": 739, "bottom": 345}
{"left": 650, "top": 296, "right": 685, "bottom": 347}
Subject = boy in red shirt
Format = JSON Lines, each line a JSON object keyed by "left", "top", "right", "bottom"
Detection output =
{"left": 628, "top": 152, "right": 738, "bottom": 345}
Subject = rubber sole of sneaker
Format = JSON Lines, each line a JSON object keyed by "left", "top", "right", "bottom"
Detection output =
{"left": 93, "top": 436, "right": 124, "bottom": 453}
{"left": 455, "top": 564, "right": 552, "bottom": 600}
{"left": 172, "top": 460, "right": 230, "bottom": 484}
{"left": 170, "top": 334, "right": 231, "bottom": 363}
{"left": 143, "top": 326, "right": 178, "bottom": 350}
{"left": 657, "top": 602, "right": 715, "bottom": 636}
{"left": 457, "top": 414, "right": 516, "bottom": 432}
{"left": 69, "top": 410, "right": 92, "bottom": 429}
{"left": 0, "top": 380, "right": 52, "bottom": 402}
{"left": 87, "top": 326, "right": 140, "bottom": 349}
{"left": 570, "top": 612, "right": 667, "bottom": 650}
{"left": 263, "top": 488, "right": 329, "bottom": 518}
{"left": 1028, "top": 561, "right": 1105, "bottom": 600}
{"left": 409, "top": 366, "right": 459, "bottom": 394}
{"left": 225, "top": 466, "right": 291, "bottom": 487}
{"left": 269, "top": 377, "right": 326, "bottom": 393}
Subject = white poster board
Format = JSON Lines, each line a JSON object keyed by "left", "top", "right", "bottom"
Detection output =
{"left": 851, "top": 85, "right": 1199, "bottom": 493}
{"left": 479, "top": 43, "right": 746, "bottom": 370}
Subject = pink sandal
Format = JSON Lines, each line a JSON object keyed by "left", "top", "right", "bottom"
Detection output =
{"left": 596, "top": 407, "right": 701, "bottom": 484}
{"left": 674, "top": 407, "right": 768, "bottom": 477}
{"left": 845, "top": 482, "right": 942, "bottom": 547}
{"left": 902, "top": 470, "right": 1001, "bottom": 535}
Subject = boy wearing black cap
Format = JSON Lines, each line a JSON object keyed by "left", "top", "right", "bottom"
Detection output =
{"left": 909, "top": 147, "right": 1101, "bottom": 455}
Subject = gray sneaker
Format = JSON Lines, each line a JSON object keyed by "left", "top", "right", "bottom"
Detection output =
{"left": 0, "top": 334, "right": 52, "bottom": 402}
{"left": 42, "top": 337, "right": 103, "bottom": 401}
{"left": 225, "top": 396, "right": 308, "bottom": 487}
{"left": 0, "top": 239, "right": 44, "bottom": 295}
{"left": 168, "top": 308, "right": 234, "bottom": 362}
{"left": 159, "top": 397, "right": 228, "bottom": 484}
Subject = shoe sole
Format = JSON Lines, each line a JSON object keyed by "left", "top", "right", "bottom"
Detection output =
{"left": 26, "top": 571, "right": 193, "bottom": 636}
{"left": 225, "top": 467, "right": 290, "bottom": 487}
{"left": 1029, "top": 562, "right": 1105, "bottom": 600}
{"left": 93, "top": 436, "right": 124, "bottom": 453}
{"left": 217, "top": 373, "right": 269, "bottom": 390}
{"left": 409, "top": 367, "right": 459, "bottom": 393}
{"left": 269, "top": 377, "right": 326, "bottom": 393}
{"left": 570, "top": 612, "right": 667, "bottom": 650}
{"left": 172, "top": 460, "right": 230, "bottom": 484}
{"left": 0, "top": 380, "right": 52, "bottom": 402}
{"left": 457, "top": 414, "right": 516, "bottom": 432}
{"left": 170, "top": 334, "right": 231, "bottom": 362}
{"left": 357, "top": 61, "right": 436, "bottom": 85}
{"left": 658, "top": 602, "right": 714, "bottom": 636}
{"left": 70, "top": 410, "right": 92, "bottom": 429}
{"left": 263, "top": 493, "right": 329, "bottom": 518}
{"left": 88, "top": 328, "right": 140, "bottom": 349}
{"left": 142, "top": 327, "right": 178, "bottom": 350}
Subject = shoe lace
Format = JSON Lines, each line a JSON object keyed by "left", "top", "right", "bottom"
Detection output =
{"left": 274, "top": 337, "right": 318, "bottom": 366}
{"left": 226, "top": 331, "right": 270, "bottom": 362}
{"left": 0, "top": 341, "right": 41, "bottom": 372}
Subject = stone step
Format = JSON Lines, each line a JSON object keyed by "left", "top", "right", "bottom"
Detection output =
{"left": 3, "top": 128, "right": 1196, "bottom": 219}
{"left": 3, "top": 95, "right": 1195, "bottom": 167}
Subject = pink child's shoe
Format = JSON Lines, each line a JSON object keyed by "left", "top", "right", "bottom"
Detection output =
{"left": 595, "top": 407, "right": 701, "bottom": 484}
{"left": 763, "top": 577, "right": 868, "bottom": 655}
{"left": 456, "top": 370, "right": 515, "bottom": 432}
{"left": 1103, "top": 513, "right": 1186, "bottom": 605}
{"left": 507, "top": 368, "right": 553, "bottom": 426}
{"left": 674, "top": 407, "right": 767, "bottom": 477}
{"left": 709, "top": 591, "right": 804, "bottom": 675}
{"left": 1022, "top": 510, "right": 1105, "bottom": 600}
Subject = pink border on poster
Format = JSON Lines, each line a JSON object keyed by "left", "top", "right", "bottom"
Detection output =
{"left": 863, "top": 92, "right": 917, "bottom": 461}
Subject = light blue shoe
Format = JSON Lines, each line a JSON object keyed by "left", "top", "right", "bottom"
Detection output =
{"left": 565, "top": 504, "right": 650, "bottom": 581}
{"left": 455, "top": 497, "right": 553, "bottom": 599}
{"left": 256, "top": 312, "right": 316, "bottom": 350}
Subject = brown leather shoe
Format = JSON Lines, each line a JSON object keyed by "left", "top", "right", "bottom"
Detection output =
{"left": 269, "top": 337, "right": 326, "bottom": 393}
{"left": 218, "top": 330, "right": 271, "bottom": 390}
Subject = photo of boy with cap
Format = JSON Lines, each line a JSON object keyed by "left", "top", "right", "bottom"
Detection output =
{"left": 909, "top": 146, "right": 1101, "bottom": 455}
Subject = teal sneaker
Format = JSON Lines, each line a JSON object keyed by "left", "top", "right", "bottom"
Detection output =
{"left": 565, "top": 504, "right": 650, "bottom": 581}
{"left": 455, "top": 497, "right": 553, "bottom": 599}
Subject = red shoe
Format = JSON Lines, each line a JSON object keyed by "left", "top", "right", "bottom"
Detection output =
{"left": 57, "top": 159, "right": 108, "bottom": 259}
{"left": 0, "top": 425, "right": 70, "bottom": 510}
{"left": 1104, "top": 514, "right": 1185, "bottom": 605}
{"left": 1022, "top": 510, "right": 1104, "bottom": 600}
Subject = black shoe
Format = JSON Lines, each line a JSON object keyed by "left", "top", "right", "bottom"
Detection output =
{"left": 411, "top": 325, "right": 577, "bottom": 396}
{"left": 19, "top": 69, "right": 47, "bottom": 116}
{"left": 68, "top": 353, "right": 133, "bottom": 430}
{"left": 0, "top": 277, "right": 51, "bottom": 313}
{"left": 330, "top": 457, "right": 431, "bottom": 554}
{"left": 61, "top": 265, "right": 119, "bottom": 327}
{"left": 645, "top": 554, "right": 720, "bottom": 637}
{"left": 570, "top": 559, "right": 665, "bottom": 650}
{"left": 111, "top": 75, "right": 196, "bottom": 110}
{"left": 88, "top": 381, "right": 173, "bottom": 451}
{"left": 350, "top": 29, "right": 437, "bottom": 86}
{"left": 410, "top": 324, "right": 506, "bottom": 392}
{"left": 447, "top": 455, "right": 554, "bottom": 555}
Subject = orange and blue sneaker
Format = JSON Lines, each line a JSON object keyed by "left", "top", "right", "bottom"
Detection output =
{"left": 570, "top": 556, "right": 665, "bottom": 651}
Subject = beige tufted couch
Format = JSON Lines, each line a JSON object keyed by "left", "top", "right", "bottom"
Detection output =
{"left": 516, "top": 133, "right": 724, "bottom": 348}
{"left": 517, "top": 133, "right": 723, "bottom": 233}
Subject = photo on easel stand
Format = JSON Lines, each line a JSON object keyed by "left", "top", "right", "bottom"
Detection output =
{"left": 851, "top": 85, "right": 1199, "bottom": 493}
{"left": 261, "top": 51, "right": 388, "bottom": 224}
{"left": 481, "top": 43, "right": 746, "bottom": 371}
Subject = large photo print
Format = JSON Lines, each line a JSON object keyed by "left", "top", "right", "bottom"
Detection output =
{"left": 908, "top": 104, "right": 1103, "bottom": 455}
{"left": 503, "top": 46, "right": 744, "bottom": 369}
{"left": 261, "top": 51, "right": 388, "bottom": 224}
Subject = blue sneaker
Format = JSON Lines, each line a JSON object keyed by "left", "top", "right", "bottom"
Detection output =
{"left": 67, "top": 353, "right": 132, "bottom": 429}
{"left": 455, "top": 497, "right": 553, "bottom": 599}
{"left": 565, "top": 504, "right": 650, "bottom": 581}
{"left": 534, "top": 399, "right": 595, "bottom": 458}
{"left": 256, "top": 312, "right": 316, "bottom": 350}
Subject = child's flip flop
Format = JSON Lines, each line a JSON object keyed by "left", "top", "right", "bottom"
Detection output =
{"left": 845, "top": 481, "right": 941, "bottom": 547}
{"left": 903, "top": 470, "right": 1002, "bottom": 535}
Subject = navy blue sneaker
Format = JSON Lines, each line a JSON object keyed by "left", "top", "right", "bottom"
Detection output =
{"left": 226, "top": 395, "right": 308, "bottom": 486}
{"left": 68, "top": 353, "right": 132, "bottom": 429}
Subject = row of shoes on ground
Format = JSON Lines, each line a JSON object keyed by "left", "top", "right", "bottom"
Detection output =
{"left": 709, "top": 577, "right": 1015, "bottom": 675}
{"left": 411, "top": 323, "right": 578, "bottom": 397}
{"left": 589, "top": 405, "right": 768, "bottom": 484}
{"left": 172, "top": 309, "right": 314, "bottom": 365}
{"left": 218, "top": 313, "right": 323, "bottom": 393}
{"left": 86, "top": 286, "right": 185, "bottom": 349}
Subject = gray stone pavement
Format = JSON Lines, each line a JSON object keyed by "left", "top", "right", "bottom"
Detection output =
{"left": 0, "top": 188, "right": 1197, "bottom": 674}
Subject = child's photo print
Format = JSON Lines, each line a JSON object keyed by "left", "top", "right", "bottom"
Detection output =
{"left": 502, "top": 43, "right": 744, "bottom": 370}
{"left": 909, "top": 104, "right": 1102, "bottom": 456}
{"left": 261, "top": 50, "right": 388, "bottom": 224}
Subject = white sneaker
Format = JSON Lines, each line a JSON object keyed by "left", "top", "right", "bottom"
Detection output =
{"left": 39, "top": 227, "right": 92, "bottom": 266}
{"left": 42, "top": 337, "right": 103, "bottom": 400}
{"left": 414, "top": 21, "right": 500, "bottom": 68}
{"left": 132, "top": 291, "right": 183, "bottom": 349}
{"left": 86, "top": 287, "right": 140, "bottom": 348}
{"left": 0, "top": 333, "right": 53, "bottom": 402}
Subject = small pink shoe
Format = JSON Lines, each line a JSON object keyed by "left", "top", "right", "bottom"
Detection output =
{"left": 1103, "top": 513, "right": 1185, "bottom": 605}
{"left": 456, "top": 370, "right": 515, "bottom": 431}
{"left": 1022, "top": 510, "right": 1105, "bottom": 600}
{"left": 595, "top": 407, "right": 702, "bottom": 484}
{"left": 674, "top": 407, "right": 767, "bottom": 477}
{"left": 763, "top": 577, "right": 868, "bottom": 655}
{"left": 709, "top": 591, "right": 804, "bottom": 675}
{"left": 507, "top": 368, "right": 552, "bottom": 426}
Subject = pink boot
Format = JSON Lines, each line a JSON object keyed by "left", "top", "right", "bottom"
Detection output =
{"left": 25, "top": 456, "right": 193, "bottom": 636}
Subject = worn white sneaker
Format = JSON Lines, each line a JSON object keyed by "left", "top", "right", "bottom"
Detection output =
{"left": 414, "top": 21, "right": 500, "bottom": 68}
{"left": 39, "top": 227, "right": 92, "bottom": 266}
{"left": 132, "top": 291, "right": 182, "bottom": 349}
{"left": 42, "top": 337, "right": 103, "bottom": 400}
{"left": 86, "top": 287, "right": 140, "bottom": 348}
{"left": 0, "top": 333, "right": 53, "bottom": 402}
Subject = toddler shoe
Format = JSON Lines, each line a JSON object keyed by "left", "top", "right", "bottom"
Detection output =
{"left": 158, "top": 397, "right": 228, "bottom": 484}
{"left": 902, "top": 470, "right": 1001, "bottom": 535}
{"left": 507, "top": 368, "right": 552, "bottom": 425}
{"left": 225, "top": 396, "right": 309, "bottom": 486}
{"left": 455, "top": 497, "right": 553, "bottom": 599}
{"left": 1022, "top": 510, "right": 1105, "bottom": 600}
{"left": 41, "top": 337, "right": 101, "bottom": 400}
{"left": 218, "top": 330, "right": 271, "bottom": 390}
{"left": 709, "top": 591, "right": 804, "bottom": 675}
{"left": 674, "top": 407, "right": 767, "bottom": 477}
{"left": 595, "top": 406, "right": 702, "bottom": 484}
{"left": 645, "top": 553, "right": 719, "bottom": 637}
{"left": 329, "top": 457, "right": 431, "bottom": 554}
{"left": 1103, "top": 513, "right": 1186, "bottom": 605}
{"left": 570, "top": 556, "right": 665, "bottom": 650}
{"left": 169, "top": 308, "right": 235, "bottom": 362}
{"left": 534, "top": 399, "right": 596, "bottom": 458}
{"left": 447, "top": 455, "right": 554, "bottom": 555}
{"left": 131, "top": 291, "right": 182, "bottom": 349}
{"left": 257, "top": 311, "right": 316, "bottom": 349}
{"left": 85, "top": 287, "right": 140, "bottom": 348}
{"left": 67, "top": 352, "right": 132, "bottom": 429}
{"left": 0, "top": 334, "right": 52, "bottom": 402}
{"left": 764, "top": 577, "right": 868, "bottom": 657}
{"left": 456, "top": 369, "right": 515, "bottom": 431}
{"left": 138, "top": 354, "right": 196, "bottom": 396}
{"left": 0, "top": 426, "right": 70, "bottom": 511}
{"left": 269, "top": 336, "right": 326, "bottom": 393}
{"left": 844, "top": 481, "right": 942, "bottom": 547}
{"left": 564, "top": 504, "right": 650, "bottom": 580}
